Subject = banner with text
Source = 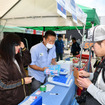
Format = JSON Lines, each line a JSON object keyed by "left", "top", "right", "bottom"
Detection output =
{"left": 56, "top": 0, "right": 87, "bottom": 24}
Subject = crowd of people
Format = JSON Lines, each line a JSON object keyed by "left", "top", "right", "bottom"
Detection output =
{"left": 0, "top": 25, "right": 105, "bottom": 105}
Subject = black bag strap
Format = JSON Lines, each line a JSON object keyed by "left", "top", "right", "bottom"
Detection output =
{"left": 92, "top": 68, "right": 101, "bottom": 84}
{"left": 92, "top": 58, "right": 105, "bottom": 84}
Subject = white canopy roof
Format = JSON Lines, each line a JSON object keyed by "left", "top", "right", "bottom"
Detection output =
{"left": 0, "top": 0, "right": 86, "bottom": 27}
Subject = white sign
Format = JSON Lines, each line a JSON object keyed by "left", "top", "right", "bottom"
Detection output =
{"left": 56, "top": 0, "right": 87, "bottom": 24}
{"left": 54, "top": 30, "right": 66, "bottom": 34}
{"left": 76, "top": 5, "right": 87, "bottom": 24}
{"left": 65, "top": 0, "right": 77, "bottom": 23}
{"left": 56, "top": 0, "right": 67, "bottom": 19}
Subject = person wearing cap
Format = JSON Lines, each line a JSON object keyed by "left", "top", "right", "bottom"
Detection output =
{"left": 71, "top": 37, "right": 81, "bottom": 56}
{"left": 55, "top": 34, "right": 64, "bottom": 61}
{"left": 77, "top": 25, "right": 105, "bottom": 105}
{"left": 28, "top": 30, "right": 57, "bottom": 93}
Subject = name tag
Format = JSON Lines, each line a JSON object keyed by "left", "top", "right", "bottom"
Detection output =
{"left": 40, "top": 53, "right": 44, "bottom": 56}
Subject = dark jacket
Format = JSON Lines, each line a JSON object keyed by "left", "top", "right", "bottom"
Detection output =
{"left": 55, "top": 40, "right": 64, "bottom": 53}
{"left": 71, "top": 42, "right": 81, "bottom": 56}
{"left": 0, "top": 49, "right": 31, "bottom": 105}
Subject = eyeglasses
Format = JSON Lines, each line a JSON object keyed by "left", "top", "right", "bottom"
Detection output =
{"left": 46, "top": 39, "right": 55, "bottom": 44}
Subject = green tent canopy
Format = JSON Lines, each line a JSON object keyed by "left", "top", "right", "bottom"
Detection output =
{"left": 23, "top": 22, "right": 91, "bottom": 31}
{"left": 22, "top": 5, "right": 100, "bottom": 31}
{"left": 78, "top": 4, "right": 100, "bottom": 26}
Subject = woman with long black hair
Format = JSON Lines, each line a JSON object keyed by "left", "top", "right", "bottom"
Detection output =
{"left": 0, "top": 34, "right": 32, "bottom": 105}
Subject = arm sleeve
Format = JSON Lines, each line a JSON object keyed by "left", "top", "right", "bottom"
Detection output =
{"left": 55, "top": 41, "right": 57, "bottom": 47}
{"left": 77, "top": 43, "right": 81, "bottom": 51}
{"left": 22, "top": 48, "right": 31, "bottom": 66}
{"left": 87, "top": 83, "right": 105, "bottom": 105}
{"left": 63, "top": 41, "right": 64, "bottom": 48}
{"left": 89, "top": 73, "right": 94, "bottom": 80}
{"left": 0, "top": 79, "right": 22, "bottom": 90}
{"left": 29, "top": 47, "right": 38, "bottom": 65}
{"left": 52, "top": 45, "right": 56, "bottom": 59}
{"left": 71, "top": 46, "right": 73, "bottom": 53}
{"left": 0, "top": 60, "right": 22, "bottom": 90}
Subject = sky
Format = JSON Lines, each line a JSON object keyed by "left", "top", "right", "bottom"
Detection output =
{"left": 75, "top": 0, "right": 105, "bottom": 16}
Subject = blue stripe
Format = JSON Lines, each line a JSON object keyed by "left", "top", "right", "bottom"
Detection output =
{"left": 72, "top": 14, "right": 77, "bottom": 22}
{"left": 57, "top": 3, "right": 66, "bottom": 15}
{"left": 0, "top": 80, "right": 21, "bottom": 90}
{"left": 70, "top": 0, "right": 76, "bottom": 9}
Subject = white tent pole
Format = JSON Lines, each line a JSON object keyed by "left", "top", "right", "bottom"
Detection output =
{"left": 78, "top": 25, "right": 85, "bottom": 70}
{"left": 87, "top": 23, "right": 94, "bottom": 72}
{"left": 0, "top": 20, "right": 7, "bottom": 33}
{"left": 76, "top": 26, "right": 82, "bottom": 37}
{"left": 0, "top": 20, "right": 7, "bottom": 41}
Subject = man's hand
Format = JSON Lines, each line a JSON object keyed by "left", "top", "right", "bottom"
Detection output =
{"left": 79, "top": 70, "right": 90, "bottom": 77}
{"left": 51, "top": 58, "right": 57, "bottom": 65}
{"left": 77, "top": 77, "right": 92, "bottom": 88}
{"left": 42, "top": 67, "right": 48, "bottom": 71}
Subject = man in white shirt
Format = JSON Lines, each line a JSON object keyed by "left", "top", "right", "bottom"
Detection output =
{"left": 28, "top": 30, "right": 57, "bottom": 92}
{"left": 77, "top": 25, "right": 105, "bottom": 105}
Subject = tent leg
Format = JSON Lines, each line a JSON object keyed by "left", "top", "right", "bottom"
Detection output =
{"left": 78, "top": 25, "right": 85, "bottom": 70}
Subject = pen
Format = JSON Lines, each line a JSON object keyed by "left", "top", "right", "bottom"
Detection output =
{"left": 30, "top": 76, "right": 34, "bottom": 80}
{"left": 49, "top": 93, "right": 59, "bottom": 95}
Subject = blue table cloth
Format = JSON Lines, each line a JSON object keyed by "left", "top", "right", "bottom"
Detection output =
{"left": 19, "top": 72, "right": 78, "bottom": 105}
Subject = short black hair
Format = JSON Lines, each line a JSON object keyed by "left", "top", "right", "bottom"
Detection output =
{"left": 58, "top": 34, "right": 62, "bottom": 38}
{"left": 44, "top": 30, "right": 56, "bottom": 39}
{"left": 72, "top": 37, "right": 76, "bottom": 40}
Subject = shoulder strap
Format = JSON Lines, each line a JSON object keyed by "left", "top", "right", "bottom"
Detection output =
{"left": 92, "top": 58, "right": 105, "bottom": 84}
{"left": 92, "top": 68, "right": 101, "bottom": 84}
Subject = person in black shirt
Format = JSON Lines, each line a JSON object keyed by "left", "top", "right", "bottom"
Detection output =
{"left": 71, "top": 37, "right": 81, "bottom": 56}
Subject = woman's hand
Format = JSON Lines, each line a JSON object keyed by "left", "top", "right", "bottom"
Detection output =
{"left": 79, "top": 70, "right": 90, "bottom": 77}
{"left": 24, "top": 77, "right": 32, "bottom": 84}
{"left": 20, "top": 42, "right": 25, "bottom": 48}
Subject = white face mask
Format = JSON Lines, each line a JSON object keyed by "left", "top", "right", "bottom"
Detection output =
{"left": 46, "top": 43, "right": 54, "bottom": 49}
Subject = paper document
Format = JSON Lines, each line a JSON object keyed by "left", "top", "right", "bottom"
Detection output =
{"left": 46, "top": 84, "right": 55, "bottom": 92}
{"left": 19, "top": 96, "right": 35, "bottom": 105}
